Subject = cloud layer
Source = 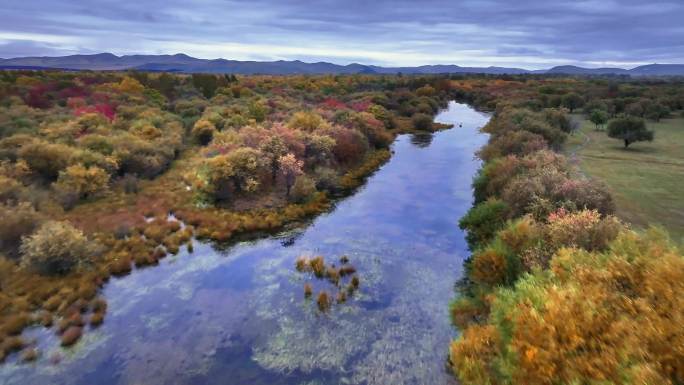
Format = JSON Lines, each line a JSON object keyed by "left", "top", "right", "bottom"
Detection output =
{"left": 1, "top": 0, "right": 683, "bottom": 68}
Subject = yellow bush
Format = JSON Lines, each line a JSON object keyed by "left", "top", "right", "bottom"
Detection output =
{"left": 449, "top": 325, "right": 500, "bottom": 385}
{"left": 54, "top": 164, "right": 109, "bottom": 200}
{"left": 20, "top": 221, "right": 100, "bottom": 275}
{"left": 471, "top": 246, "right": 508, "bottom": 286}
{"left": 452, "top": 229, "right": 684, "bottom": 385}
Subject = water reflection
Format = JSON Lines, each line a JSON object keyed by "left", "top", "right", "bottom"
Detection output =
{"left": 1, "top": 102, "right": 490, "bottom": 385}
{"left": 409, "top": 132, "right": 434, "bottom": 148}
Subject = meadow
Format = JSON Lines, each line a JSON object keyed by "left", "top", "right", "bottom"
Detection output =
{"left": 567, "top": 115, "right": 684, "bottom": 241}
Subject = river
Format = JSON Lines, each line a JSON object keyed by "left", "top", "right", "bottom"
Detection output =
{"left": 1, "top": 102, "right": 490, "bottom": 385}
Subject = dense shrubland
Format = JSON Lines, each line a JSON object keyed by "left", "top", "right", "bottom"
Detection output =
{"left": 1, "top": 70, "right": 682, "bottom": 370}
{"left": 0, "top": 70, "right": 452, "bottom": 359}
{"left": 448, "top": 76, "right": 684, "bottom": 385}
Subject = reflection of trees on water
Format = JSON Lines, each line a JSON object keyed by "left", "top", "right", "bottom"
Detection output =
{"left": 410, "top": 132, "right": 434, "bottom": 148}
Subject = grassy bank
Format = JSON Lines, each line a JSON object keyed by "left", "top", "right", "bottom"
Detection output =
{"left": 566, "top": 116, "right": 684, "bottom": 241}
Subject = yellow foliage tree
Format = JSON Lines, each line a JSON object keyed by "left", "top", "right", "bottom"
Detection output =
{"left": 54, "top": 164, "right": 109, "bottom": 200}
{"left": 117, "top": 76, "right": 145, "bottom": 94}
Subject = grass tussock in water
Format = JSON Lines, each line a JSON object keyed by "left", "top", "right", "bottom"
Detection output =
{"left": 316, "top": 291, "right": 330, "bottom": 312}
{"left": 295, "top": 254, "right": 361, "bottom": 313}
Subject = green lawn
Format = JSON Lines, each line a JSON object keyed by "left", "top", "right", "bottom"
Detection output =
{"left": 566, "top": 115, "right": 684, "bottom": 242}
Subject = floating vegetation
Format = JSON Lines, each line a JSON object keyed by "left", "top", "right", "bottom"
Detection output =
{"left": 295, "top": 254, "right": 360, "bottom": 312}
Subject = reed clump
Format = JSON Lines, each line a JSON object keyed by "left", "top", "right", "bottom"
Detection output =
{"left": 60, "top": 326, "right": 83, "bottom": 346}
{"left": 295, "top": 254, "right": 361, "bottom": 312}
{"left": 316, "top": 291, "right": 330, "bottom": 311}
{"left": 310, "top": 256, "right": 326, "bottom": 278}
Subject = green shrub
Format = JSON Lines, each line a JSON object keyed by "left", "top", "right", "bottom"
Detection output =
{"left": 411, "top": 113, "right": 433, "bottom": 130}
{"left": 0, "top": 202, "right": 42, "bottom": 258}
{"left": 459, "top": 199, "right": 509, "bottom": 249}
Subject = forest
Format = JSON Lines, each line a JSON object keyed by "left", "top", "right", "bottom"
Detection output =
{"left": 0, "top": 70, "right": 682, "bottom": 385}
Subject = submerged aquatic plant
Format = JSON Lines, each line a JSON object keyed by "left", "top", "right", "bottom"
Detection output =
{"left": 336, "top": 291, "right": 347, "bottom": 303}
{"left": 351, "top": 275, "right": 360, "bottom": 289}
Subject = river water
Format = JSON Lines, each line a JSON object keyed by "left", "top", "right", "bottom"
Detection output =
{"left": 2, "top": 102, "right": 490, "bottom": 385}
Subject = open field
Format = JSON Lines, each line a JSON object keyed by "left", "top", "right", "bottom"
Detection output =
{"left": 567, "top": 115, "right": 684, "bottom": 241}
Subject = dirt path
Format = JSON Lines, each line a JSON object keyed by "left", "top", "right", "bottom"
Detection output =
{"left": 567, "top": 129, "right": 591, "bottom": 178}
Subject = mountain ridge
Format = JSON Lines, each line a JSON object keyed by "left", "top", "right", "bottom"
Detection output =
{"left": 1, "top": 53, "right": 683, "bottom": 76}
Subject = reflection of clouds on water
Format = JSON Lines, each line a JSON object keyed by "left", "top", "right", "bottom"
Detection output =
{"left": 0, "top": 103, "right": 489, "bottom": 385}
{"left": 251, "top": 247, "right": 456, "bottom": 384}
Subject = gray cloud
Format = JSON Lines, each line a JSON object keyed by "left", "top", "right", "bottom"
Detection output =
{"left": 1, "top": 0, "right": 683, "bottom": 68}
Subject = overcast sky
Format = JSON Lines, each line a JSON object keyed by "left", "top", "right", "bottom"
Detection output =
{"left": 1, "top": 0, "right": 683, "bottom": 69}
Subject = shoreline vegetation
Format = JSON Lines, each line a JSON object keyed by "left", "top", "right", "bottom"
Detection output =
{"left": 0, "top": 71, "right": 682, "bottom": 384}
{"left": 0, "top": 71, "right": 452, "bottom": 362}
{"left": 449, "top": 78, "right": 683, "bottom": 384}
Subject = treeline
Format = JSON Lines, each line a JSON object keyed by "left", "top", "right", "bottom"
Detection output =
{"left": 448, "top": 79, "right": 684, "bottom": 384}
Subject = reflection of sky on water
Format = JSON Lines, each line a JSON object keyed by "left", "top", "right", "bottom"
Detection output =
{"left": 1, "top": 103, "right": 489, "bottom": 385}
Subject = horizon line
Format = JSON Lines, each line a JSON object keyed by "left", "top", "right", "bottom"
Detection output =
{"left": 0, "top": 52, "right": 677, "bottom": 72}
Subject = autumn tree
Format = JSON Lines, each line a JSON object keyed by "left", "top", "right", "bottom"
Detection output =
{"left": 260, "top": 136, "right": 288, "bottom": 181}
{"left": 287, "top": 111, "right": 326, "bottom": 131}
{"left": 278, "top": 153, "right": 303, "bottom": 197}
{"left": 205, "top": 148, "right": 265, "bottom": 201}
{"left": 607, "top": 116, "right": 654, "bottom": 148}
{"left": 192, "top": 73, "right": 222, "bottom": 99}
{"left": 18, "top": 141, "right": 73, "bottom": 181}
{"left": 54, "top": 164, "right": 110, "bottom": 201}
{"left": 191, "top": 118, "right": 217, "bottom": 145}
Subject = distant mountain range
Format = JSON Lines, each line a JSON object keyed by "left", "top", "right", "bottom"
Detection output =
{"left": 2, "top": 53, "right": 684, "bottom": 76}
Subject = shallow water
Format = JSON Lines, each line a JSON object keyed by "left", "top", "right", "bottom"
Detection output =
{"left": 2, "top": 102, "right": 490, "bottom": 385}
